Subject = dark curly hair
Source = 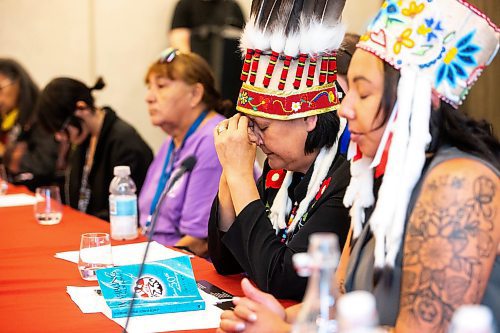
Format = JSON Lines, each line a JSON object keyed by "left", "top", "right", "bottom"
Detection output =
{"left": 0, "top": 58, "right": 39, "bottom": 128}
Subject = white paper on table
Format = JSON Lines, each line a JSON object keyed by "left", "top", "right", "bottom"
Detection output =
{"left": 55, "top": 241, "right": 188, "bottom": 265}
{"left": 66, "top": 286, "right": 223, "bottom": 332}
{"left": 66, "top": 286, "right": 107, "bottom": 313}
{"left": 79, "top": 245, "right": 113, "bottom": 264}
{"left": 0, "top": 193, "right": 41, "bottom": 207}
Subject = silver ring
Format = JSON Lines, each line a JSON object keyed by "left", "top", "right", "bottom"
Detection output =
{"left": 217, "top": 126, "right": 227, "bottom": 135}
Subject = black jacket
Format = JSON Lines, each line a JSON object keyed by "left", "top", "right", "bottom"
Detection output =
{"left": 208, "top": 154, "right": 351, "bottom": 301}
{"left": 4, "top": 122, "right": 62, "bottom": 191}
{"left": 66, "top": 107, "right": 153, "bottom": 221}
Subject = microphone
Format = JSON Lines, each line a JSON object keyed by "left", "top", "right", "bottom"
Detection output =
{"left": 142, "top": 156, "right": 197, "bottom": 235}
{"left": 165, "top": 156, "right": 197, "bottom": 194}
{"left": 123, "top": 156, "right": 197, "bottom": 332}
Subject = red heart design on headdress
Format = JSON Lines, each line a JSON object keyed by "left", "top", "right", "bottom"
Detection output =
{"left": 370, "top": 29, "right": 387, "bottom": 47}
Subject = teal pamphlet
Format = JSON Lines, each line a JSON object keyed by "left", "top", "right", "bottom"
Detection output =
{"left": 96, "top": 256, "right": 205, "bottom": 318}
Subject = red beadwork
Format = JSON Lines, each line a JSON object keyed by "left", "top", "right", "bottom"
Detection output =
{"left": 249, "top": 49, "right": 262, "bottom": 85}
{"left": 306, "top": 57, "right": 317, "bottom": 87}
{"left": 293, "top": 54, "right": 308, "bottom": 89}
{"left": 327, "top": 52, "right": 337, "bottom": 83}
{"left": 278, "top": 55, "right": 293, "bottom": 90}
{"left": 240, "top": 49, "right": 254, "bottom": 82}
{"left": 263, "top": 51, "right": 280, "bottom": 88}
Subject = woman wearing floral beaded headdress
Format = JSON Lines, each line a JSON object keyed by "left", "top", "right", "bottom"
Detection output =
{"left": 216, "top": 1, "right": 499, "bottom": 332}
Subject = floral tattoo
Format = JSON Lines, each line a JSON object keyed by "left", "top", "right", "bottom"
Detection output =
{"left": 400, "top": 174, "right": 497, "bottom": 332}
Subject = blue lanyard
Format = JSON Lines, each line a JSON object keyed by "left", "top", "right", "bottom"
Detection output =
{"left": 148, "top": 110, "right": 208, "bottom": 217}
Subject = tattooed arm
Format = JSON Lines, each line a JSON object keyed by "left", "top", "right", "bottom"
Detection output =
{"left": 394, "top": 158, "right": 500, "bottom": 333}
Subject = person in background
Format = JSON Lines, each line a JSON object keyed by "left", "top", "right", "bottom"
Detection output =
{"left": 139, "top": 49, "right": 230, "bottom": 257}
{"left": 208, "top": 0, "right": 351, "bottom": 301}
{"left": 0, "top": 58, "right": 61, "bottom": 191}
{"left": 169, "top": 0, "right": 245, "bottom": 64}
{"left": 38, "top": 77, "right": 153, "bottom": 221}
{"left": 216, "top": 0, "right": 500, "bottom": 332}
{"left": 336, "top": 33, "right": 361, "bottom": 154}
{"left": 169, "top": 0, "right": 246, "bottom": 107}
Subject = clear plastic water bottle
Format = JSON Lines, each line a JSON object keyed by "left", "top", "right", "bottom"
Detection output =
{"left": 109, "top": 166, "right": 138, "bottom": 240}
{"left": 292, "top": 233, "right": 341, "bottom": 333}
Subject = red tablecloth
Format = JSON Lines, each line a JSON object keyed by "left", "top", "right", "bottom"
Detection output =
{"left": 0, "top": 186, "right": 295, "bottom": 332}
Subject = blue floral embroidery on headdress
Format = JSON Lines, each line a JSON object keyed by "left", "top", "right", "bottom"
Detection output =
{"left": 435, "top": 31, "right": 481, "bottom": 88}
{"left": 421, "top": 18, "right": 443, "bottom": 42}
{"left": 371, "top": 0, "right": 402, "bottom": 28}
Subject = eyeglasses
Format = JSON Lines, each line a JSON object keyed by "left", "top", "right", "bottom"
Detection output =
{"left": 159, "top": 48, "right": 180, "bottom": 64}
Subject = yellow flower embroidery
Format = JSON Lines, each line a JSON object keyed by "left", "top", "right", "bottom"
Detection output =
{"left": 443, "top": 47, "right": 458, "bottom": 65}
{"left": 360, "top": 34, "right": 370, "bottom": 42}
{"left": 393, "top": 28, "right": 415, "bottom": 54}
{"left": 402, "top": 1, "right": 425, "bottom": 18}
{"left": 239, "top": 91, "right": 249, "bottom": 105}
{"left": 417, "top": 24, "right": 431, "bottom": 37}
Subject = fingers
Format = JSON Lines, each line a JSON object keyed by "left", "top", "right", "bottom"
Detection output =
{"left": 237, "top": 114, "right": 249, "bottom": 130}
{"left": 240, "top": 278, "right": 285, "bottom": 319}
{"left": 241, "top": 278, "right": 269, "bottom": 304}
{"left": 215, "top": 119, "right": 230, "bottom": 137}
{"left": 220, "top": 310, "right": 246, "bottom": 332}
{"left": 227, "top": 113, "right": 241, "bottom": 131}
{"left": 233, "top": 301, "right": 258, "bottom": 322}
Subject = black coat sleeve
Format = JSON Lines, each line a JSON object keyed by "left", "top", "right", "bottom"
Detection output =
{"left": 208, "top": 157, "right": 351, "bottom": 301}
{"left": 207, "top": 197, "right": 245, "bottom": 275}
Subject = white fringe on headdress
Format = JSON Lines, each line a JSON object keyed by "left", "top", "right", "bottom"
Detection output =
{"left": 345, "top": 67, "right": 432, "bottom": 269}
{"left": 268, "top": 172, "right": 293, "bottom": 231}
{"left": 384, "top": 71, "right": 431, "bottom": 266}
{"left": 239, "top": 19, "right": 270, "bottom": 53}
{"left": 342, "top": 149, "right": 374, "bottom": 239}
{"left": 269, "top": 117, "right": 346, "bottom": 240}
{"left": 368, "top": 67, "right": 416, "bottom": 268}
{"left": 298, "top": 19, "right": 345, "bottom": 55}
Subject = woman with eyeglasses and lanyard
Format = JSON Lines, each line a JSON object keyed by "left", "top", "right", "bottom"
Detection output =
{"left": 37, "top": 77, "right": 153, "bottom": 221}
{"left": 138, "top": 49, "right": 232, "bottom": 257}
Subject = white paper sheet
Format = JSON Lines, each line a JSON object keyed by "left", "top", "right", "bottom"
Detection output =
{"left": 66, "top": 286, "right": 223, "bottom": 332}
{"left": 55, "top": 241, "right": 188, "bottom": 265}
{"left": 0, "top": 193, "right": 40, "bottom": 207}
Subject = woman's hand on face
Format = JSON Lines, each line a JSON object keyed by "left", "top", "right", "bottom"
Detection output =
{"left": 214, "top": 114, "right": 256, "bottom": 178}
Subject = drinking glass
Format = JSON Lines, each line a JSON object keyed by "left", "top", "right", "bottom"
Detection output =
{"left": 78, "top": 232, "right": 113, "bottom": 281}
{"left": 0, "top": 164, "right": 8, "bottom": 195}
{"left": 34, "top": 186, "right": 63, "bottom": 225}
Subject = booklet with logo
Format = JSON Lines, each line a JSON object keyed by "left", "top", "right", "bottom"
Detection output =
{"left": 96, "top": 256, "right": 205, "bottom": 318}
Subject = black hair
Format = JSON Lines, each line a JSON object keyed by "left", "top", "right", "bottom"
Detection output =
{"left": 337, "top": 33, "right": 360, "bottom": 76}
{"left": 304, "top": 111, "right": 341, "bottom": 154}
{"left": 371, "top": 62, "right": 400, "bottom": 132}
{"left": 37, "top": 77, "right": 105, "bottom": 133}
{"left": 431, "top": 103, "right": 500, "bottom": 170}
{"left": 0, "top": 58, "right": 39, "bottom": 128}
{"left": 380, "top": 63, "right": 499, "bottom": 169}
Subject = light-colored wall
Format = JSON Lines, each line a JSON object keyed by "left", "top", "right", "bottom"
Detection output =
{"left": 0, "top": 0, "right": 379, "bottom": 153}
